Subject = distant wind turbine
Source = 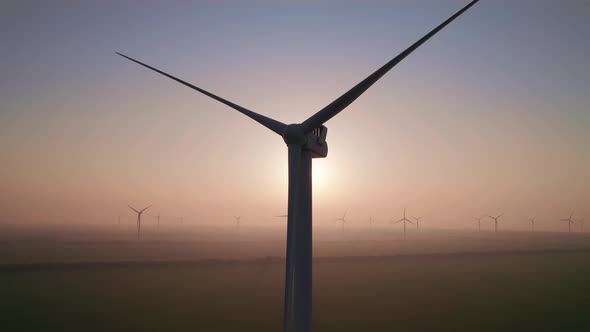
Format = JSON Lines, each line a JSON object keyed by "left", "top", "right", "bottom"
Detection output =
{"left": 560, "top": 212, "right": 575, "bottom": 233}
{"left": 155, "top": 213, "right": 161, "bottom": 226}
{"left": 578, "top": 218, "right": 585, "bottom": 232}
{"left": 529, "top": 217, "right": 536, "bottom": 233}
{"left": 369, "top": 216, "right": 374, "bottom": 229}
{"left": 117, "top": 215, "right": 121, "bottom": 225}
{"left": 128, "top": 205, "right": 151, "bottom": 240}
{"left": 487, "top": 213, "right": 503, "bottom": 233}
{"left": 115, "top": 1, "right": 481, "bottom": 330}
{"left": 393, "top": 208, "right": 414, "bottom": 240}
{"left": 474, "top": 216, "right": 483, "bottom": 232}
{"left": 336, "top": 212, "right": 347, "bottom": 231}
{"left": 411, "top": 216, "right": 422, "bottom": 231}
{"left": 234, "top": 216, "right": 241, "bottom": 228}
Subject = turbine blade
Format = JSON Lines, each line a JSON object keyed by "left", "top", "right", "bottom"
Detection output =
{"left": 275, "top": 215, "right": 288, "bottom": 218}
{"left": 115, "top": 52, "right": 287, "bottom": 136}
{"left": 139, "top": 205, "right": 152, "bottom": 214}
{"left": 300, "top": 0, "right": 480, "bottom": 131}
{"left": 128, "top": 205, "right": 139, "bottom": 214}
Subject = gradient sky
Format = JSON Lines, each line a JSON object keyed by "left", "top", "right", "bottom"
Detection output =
{"left": 1, "top": 0, "right": 588, "bottom": 229}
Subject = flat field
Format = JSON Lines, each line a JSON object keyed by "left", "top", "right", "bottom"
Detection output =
{"left": 1, "top": 225, "right": 589, "bottom": 331}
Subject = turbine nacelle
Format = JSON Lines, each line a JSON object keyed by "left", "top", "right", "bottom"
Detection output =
{"left": 305, "top": 126, "right": 328, "bottom": 158}
{"left": 282, "top": 124, "right": 328, "bottom": 158}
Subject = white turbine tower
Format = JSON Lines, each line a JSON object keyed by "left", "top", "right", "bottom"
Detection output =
{"left": 488, "top": 213, "right": 503, "bottom": 233}
{"left": 561, "top": 212, "right": 575, "bottom": 233}
{"left": 393, "top": 208, "right": 414, "bottom": 240}
{"left": 128, "top": 205, "right": 151, "bottom": 240}
{"left": 411, "top": 216, "right": 422, "bottom": 231}
{"left": 474, "top": 216, "right": 483, "bottom": 232}
{"left": 529, "top": 217, "right": 536, "bottom": 233}
{"left": 336, "top": 211, "right": 347, "bottom": 232}
{"left": 116, "top": 1, "right": 480, "bottom": 330}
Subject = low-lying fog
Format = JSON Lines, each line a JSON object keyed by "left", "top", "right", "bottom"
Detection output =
{"left": 1, "top": 222, "right": 589, "bottom": 265}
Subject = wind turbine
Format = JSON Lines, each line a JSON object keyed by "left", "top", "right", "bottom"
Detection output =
{"left": 411, "top": 216, "right": 422, "bottom": 231}
{"left": 393, "top": 208, "right": 414, "bottom": 240}
{"left": 234, "top": 216, "right": 241, "bottom": 228}
{"left": 578, "top": 218, "right": 585, "bottom": 232}
{"left": 488, "top": 213, "right": 503, "bottom": 233}
{"left": 117, "top": 215, "right": 121, "bottom": 225}
{"left": 116, "top": 1, "right": 480, "bottom": 330}
{"left": 336, "top": 211, "right": 347, "bottom": 232}
{"left": 155, "top": 213, "right": 161, "bottom": 226}
{"left": 529, "top": 217, "right": 536, "bottom": 233}
{"left": 474, "top": 216, "right": 483, "bottom": 232}
{"left": 560, "top": 212, "right": 575, "bottom": 233}
{"left": 128, "top": 205, "right": 151, "bottom": 240}
{"left": 369, "top": 216, "right": 374, "bottom": 229}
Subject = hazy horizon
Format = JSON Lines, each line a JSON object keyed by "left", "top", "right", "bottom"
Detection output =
{"left": 1, "top": 0, "right": 588, "bottom": 229}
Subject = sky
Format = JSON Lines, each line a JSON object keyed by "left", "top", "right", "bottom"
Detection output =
{"left": 0, "top": 0, "right": 588, "bottom": 230}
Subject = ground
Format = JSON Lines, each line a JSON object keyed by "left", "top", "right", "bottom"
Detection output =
{"left": 1, "top": 225, "right": 589, "bottom": 331}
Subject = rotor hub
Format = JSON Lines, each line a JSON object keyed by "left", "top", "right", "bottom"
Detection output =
{"left": 282, "top": 124, "right": 307, "bottom": 146}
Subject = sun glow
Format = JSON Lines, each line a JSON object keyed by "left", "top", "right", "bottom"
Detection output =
{"left": 312, "top": 158, "right": 332, "bottom": 196}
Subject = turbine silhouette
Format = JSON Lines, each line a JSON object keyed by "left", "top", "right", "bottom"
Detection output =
{"left": 128, "top": 205, "right": 151, "bottom": 240}
{"left": 234, "top": 216, "right": 241, "bottom": 228}
{"left": 336, "top": 211, "right": 347, "bottom": 232}
{"left": 487, "top": 213, "right": 503, "bottom": 233}
{"left": 578, "top": 217, "right": 585, "bottom": 232}
{"left": 116, "top": 1, "right": 480, "bottom": 330}
{"left": 474, "top": 216, "right": 483, "bottom": 232}
{"left": 411, "top": 216, "right": 422, "bottom": 231}
{"left": 155, "top": 213, "right": 161, "bottom": 226}
{"left": 529, "top": 217, "right": 536, "bottom": 233}
{"left": 561, "top": 212, "right": 575, "bottom": 233}
{"left": 369, "top": 216, "right": 374, "bottom": 229}
{"left": 393, "top": 208, "right": 414, "bottom": 240}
